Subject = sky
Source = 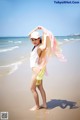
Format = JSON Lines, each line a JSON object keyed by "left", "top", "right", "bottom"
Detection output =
{"left": 0, "top": 0, "right": 80, "bottom": 36}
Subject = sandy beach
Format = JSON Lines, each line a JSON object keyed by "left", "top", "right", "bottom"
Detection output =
{"left": 0, "top": 41, "right": 80, "bottom": 120}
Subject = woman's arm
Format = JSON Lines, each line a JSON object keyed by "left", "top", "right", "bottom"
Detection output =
{"left": 28, "top": 26, "right": 48, "bottom": 36}
{"left": 39, "top": 34, "right": 47, "bottom": 50}
{"left": 28, "top": 27, "right": 38, "bottom": 36}
{"left": 28, "top": 26, "right": 48, "bottom": 51}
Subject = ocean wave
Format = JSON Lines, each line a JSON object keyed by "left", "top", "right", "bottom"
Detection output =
{"left": 0, "top": 55, "right": 28, "bottom": 77}
{"left": 8, "top": 40, "right": 22, "bottom": 44}
{"left": 60, "top": 38, "right": 80, "bottom": 46}
{"left": 14, "top": 41, "right": 22, "bottom": 44}
{"left": 0, "top": 61, "right": 22, "bottom": 77}
{"left": 8, "top": 40, "right": 14, "bottom": 43}
{"left": 0, "top": 46, "right": 19, "bottom": 53}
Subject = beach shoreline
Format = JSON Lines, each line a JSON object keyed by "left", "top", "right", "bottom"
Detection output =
{"left": 0, "top": 39, "right": 80, "bottom": 120}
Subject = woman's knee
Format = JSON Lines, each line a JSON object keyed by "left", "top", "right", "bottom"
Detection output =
{"left": 30, "top": 78, "right": 36, "bottom": 92}
{"left": 30, "top": 85, "right": 36, "bottom": 93}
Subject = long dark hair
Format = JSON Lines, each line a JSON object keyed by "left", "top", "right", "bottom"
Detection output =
{"left": 39, "top": 37, "right": 42, "bottom": 43}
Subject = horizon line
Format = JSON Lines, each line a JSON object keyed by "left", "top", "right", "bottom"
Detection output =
{"left": 0, "top": 35, "right": 80, "bottom": 37}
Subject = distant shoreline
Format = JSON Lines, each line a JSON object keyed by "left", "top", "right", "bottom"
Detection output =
{"left": 0, "top": 34, "right": 80, "bottom": 38}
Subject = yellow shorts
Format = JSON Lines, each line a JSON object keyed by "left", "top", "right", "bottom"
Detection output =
{"left": 36, "top": 67, "right": 45, "bottom": 86}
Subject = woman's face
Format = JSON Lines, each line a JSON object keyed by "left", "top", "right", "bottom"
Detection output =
{"left": 31, "top": 38, "right": 40, "bottom": 46}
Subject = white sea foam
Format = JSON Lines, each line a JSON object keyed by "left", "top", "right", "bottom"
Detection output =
{"left": 8, "top": 40, "right": 13, "bottom": 43}
{"left": 8, "top": 40, "right": 22, "bottom": 44}
{"left": 60, "top": 38, "right": 80, "bottom": 46}
{"left": 0, "top": 61, "right": 22, "bottom": 76}
{"left": 0, "top": 46, "right": 19, "bottom": 53}
{"left": 64, "top": 39, "right": 69, "bottom": 41}
{"left": 14, "top": 41, "right": 22, "bottom": 44}
{"left": 0, "top": 55, "right": 28, "bottom": 77}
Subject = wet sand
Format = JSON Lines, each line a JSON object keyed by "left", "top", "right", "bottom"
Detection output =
{"left": 0, "top": 41, "right": 80, "bottom": 120}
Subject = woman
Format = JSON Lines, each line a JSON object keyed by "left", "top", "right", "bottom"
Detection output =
{"left": 28, "top": 26, "right": 66, "bottom": 111}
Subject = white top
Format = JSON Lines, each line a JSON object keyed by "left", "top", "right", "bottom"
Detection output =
{"left": 30, "top": 46, "right": 39, "bottom": 68}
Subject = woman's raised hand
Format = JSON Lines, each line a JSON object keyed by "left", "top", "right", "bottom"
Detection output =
{"left": 38, "top": 26, "right": 44, "bottom": 30}
{"left": 28, "top": 27, "right": 38, "bottom": 36}
{"left": 28, "top": 26, "right": 46, "bottom": 36}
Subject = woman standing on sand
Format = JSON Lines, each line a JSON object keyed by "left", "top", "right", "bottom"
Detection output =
{"left": 28, "top": 26, "right": 66, "bottom": 111}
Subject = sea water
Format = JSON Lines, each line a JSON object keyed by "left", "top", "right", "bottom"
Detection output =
{"left": 0, "top": 36, "right": 80, "bottom": 77}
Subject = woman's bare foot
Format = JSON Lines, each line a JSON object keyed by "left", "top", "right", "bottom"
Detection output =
{"left": 30, "top": 106, "right": 40, "bottom": 111}
{"left": 40, "top": 104, "right": 47, "bottom": 109}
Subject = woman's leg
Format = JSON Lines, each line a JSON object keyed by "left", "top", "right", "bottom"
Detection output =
{"left": 37, "top": 81, "right": 47, "bottom": 108}
{"left": 30, "top": 74, "right": 40, "bottom": 111}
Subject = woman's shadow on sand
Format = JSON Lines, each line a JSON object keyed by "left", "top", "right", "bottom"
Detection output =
{"left": 46, "top": 99, "right": 79, "bottom": 109}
